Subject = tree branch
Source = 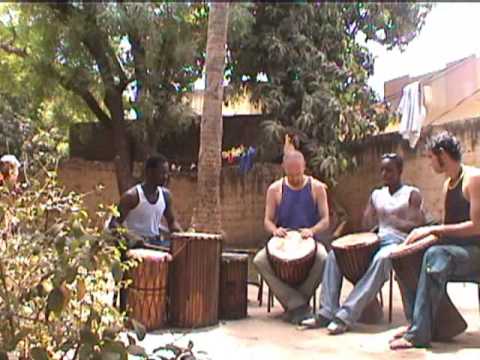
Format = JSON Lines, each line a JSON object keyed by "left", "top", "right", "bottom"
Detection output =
{"left": 49, "top": 3, "right": 129, "bottom": 93}
{"left": 0, "top": 41, "right": 27, "bottom": 58}
{"left": 62, "top": 81, "right": 112, "bottom": 127}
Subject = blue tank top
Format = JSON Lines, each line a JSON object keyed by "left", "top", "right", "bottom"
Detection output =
{"left": 276, "top": 177, "right": 320, "bottom": 230}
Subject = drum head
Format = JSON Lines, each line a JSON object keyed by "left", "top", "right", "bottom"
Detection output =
{"left": 267, "top": 231, "right": 316, "bottom": 261}
{"left": 171, "top": 232, "right": 223, "bottom": 240}
{"left": 222, "top": 252, "right": 249, "bottom": 261}
{"left": 332, "top": 232, "right": 379, "bottom": 249}
{"left": 127, "top": 248, "right": 172, "bottom": 261}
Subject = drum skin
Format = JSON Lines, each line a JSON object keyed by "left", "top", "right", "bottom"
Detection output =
{"left": 266, "top": 231, "right": 317, "bottom": 286}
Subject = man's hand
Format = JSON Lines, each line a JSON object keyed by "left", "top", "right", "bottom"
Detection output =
{"left": 405, "top": 226, "right": 437, "bottom": 245}
{"left": 300, "top": 228, "right": 314, "bottom": 239}
{"left": 273, "top": 227, "right": 288, "bottom": 237}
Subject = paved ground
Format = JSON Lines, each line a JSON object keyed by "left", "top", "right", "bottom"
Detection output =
{"left": 138, "top": 281, "right": 480, "bottom": 359}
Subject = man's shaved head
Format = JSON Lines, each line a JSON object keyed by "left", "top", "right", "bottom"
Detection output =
{"left": 282, "top": 150, "right": 306, "bottom": 178}
{"left": 282, "top": 150, "right": 305, "bottom": 163}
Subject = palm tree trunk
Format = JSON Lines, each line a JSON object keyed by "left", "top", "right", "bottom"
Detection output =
{"left": 191, "top": 3, "right": 230, "bottom": 233}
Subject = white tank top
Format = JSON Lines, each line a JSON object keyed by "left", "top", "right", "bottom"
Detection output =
{"left": 371, "top": 184, "right": 420, "bottom": 243}
{"left": 123, "top": 184, "right": 166, "bottom": 238}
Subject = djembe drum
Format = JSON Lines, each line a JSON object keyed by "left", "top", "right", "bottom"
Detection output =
{"left": 219, "top": 252, "right": 249, "bottom": 320}
{"left": 126, "top": 248, "right": 172, "bottom": 331}
{"left": 331, "top": 232, "right": 383, "bottom": 324}
{"left": 168, "top": 232, "right": 223, "bottom": 328}
{"left": 390, "top": 235, "right": 467, "bottom": 341}
{"left": 266, "top": 231, "right": 317, "bottom": 286}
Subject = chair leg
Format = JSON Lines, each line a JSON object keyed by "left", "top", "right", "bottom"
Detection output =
{"left": 388, "top": 269, "right": 393, "bottom": 324}
{"left": 477, "top": 284, "right": 480, "bottom": 315}
{"left": 267, "top": 286, "right": 272, "bottom": 313}
{"left": 258, "top": 276, "right": 263, "bottom": 307}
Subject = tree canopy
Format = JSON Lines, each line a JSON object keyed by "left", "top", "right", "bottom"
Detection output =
{"left": 227, "top": 3, "right": 432, "bottom": 182}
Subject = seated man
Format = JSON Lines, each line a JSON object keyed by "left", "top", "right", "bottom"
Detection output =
{"left": 302, "top": 153, "right": 425, "bottom": 334}
{"left": 254, "top": 150, "right": 329, "bottom": 324}
{"left": 390, "top": 132, "right": 480, "bottom": 350}
{"left": 109, "top": 154, "right": 182, "bottom": 247}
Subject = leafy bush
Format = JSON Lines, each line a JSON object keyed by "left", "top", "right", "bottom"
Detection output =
{"left": 0, "top": 130, "right": 132, "bottom": 359}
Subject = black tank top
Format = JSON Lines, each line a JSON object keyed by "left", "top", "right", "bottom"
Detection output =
{"left": 443, "top": 173, "right": 478, "bottom": 245}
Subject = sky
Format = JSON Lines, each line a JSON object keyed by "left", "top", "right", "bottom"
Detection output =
{"left": 367, "top": 3, "right": 480, "bottom": 99}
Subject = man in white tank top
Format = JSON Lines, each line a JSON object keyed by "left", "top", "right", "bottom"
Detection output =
{"left": 301, "top": 153, "right": 425, "bottom": 334}
{"left": 109, "top": 154, "right": 182, "bottom": 247}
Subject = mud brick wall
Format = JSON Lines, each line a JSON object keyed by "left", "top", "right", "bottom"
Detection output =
{"left": 58, "top": 160, "right": 282, "bottom": 249}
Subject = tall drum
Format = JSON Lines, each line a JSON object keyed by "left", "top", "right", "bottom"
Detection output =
{"left": 331, "top": 232, "right": 383, "bottom": 324}
{"left": 126, "top": 249, "right": 171, "bottom": 331}
{"left": 266, "top": 231, "right": 317, "bottom": 286}
{"left": 168, "top": 232, "right": 223, "bottom": 328}
{"left": 390, "top": 235, "right": 467, "bottom": 341}
{"left": 219, "top": 252, "right": 249, "bottom": 320}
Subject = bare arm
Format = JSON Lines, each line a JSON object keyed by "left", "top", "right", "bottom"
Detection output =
{"left": 362, "top": 194, "right": 377, "bottom": 231}
{"left": 309, "top": 182, "right": 330, "bottom": 235}
{"left": 264, "top": 183, "right": 282, "bottom": 235}
{"left": 162, "top": 189, "right": 183, "bottom": 233}
{"left": 108, "top": 189, "right": 137, "bottom": 230}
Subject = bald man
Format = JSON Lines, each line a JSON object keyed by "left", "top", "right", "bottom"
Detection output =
{"left": 254, "top": 150, "right": 329, "bottom": 324}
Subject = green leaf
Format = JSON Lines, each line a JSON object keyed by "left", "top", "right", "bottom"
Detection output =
{"left": 54, "top": 237, "right": 66, "bottom": 254}
{"left": 46, "top": 287, "right": 66, "bottom": 316}
{"left": 126, "top": 345, "right": 147, "bottom": 357}
{"left": 101, "top": 341, "right": 128, "bottom": 360}
{"left": 31, "top": 347, "right": 50, "bottom": 360}
{"left": 78, "top": 344, "right": 94, "bottom": 360}
{"left": 80, "top": 327, "right": 99, "bottom": 346}
{"left": 130, "top": 319, "right": 146, "bottom": 341}
{"left": 65, "top": 266, "right": 77, "bottom": 284}
{"left": 111, "top": 261, "right": 123, "bottom": 283}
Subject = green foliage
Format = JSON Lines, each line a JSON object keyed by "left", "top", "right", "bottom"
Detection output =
{"left": 228, "top": 3, "right": 432, "bottom": 183}
{"left": 0, "top": 131, "right": 132, "bottom": 359}
{"left": 0, "top": 3, "right": 208, "bottom": 155}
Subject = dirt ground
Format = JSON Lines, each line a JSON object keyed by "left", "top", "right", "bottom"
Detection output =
{"left": 138, "top": 281, "right": 480, "bottom": 359}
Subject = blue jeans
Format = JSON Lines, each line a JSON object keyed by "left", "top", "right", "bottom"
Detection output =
{"left": 148, "top": 237, "right": 171, "bottom": 247}
{"left": 402, "top": 243, "right": 480, "bottom": 346}
{"left": 319, "top": 234, "right": 401, "bottom": 326}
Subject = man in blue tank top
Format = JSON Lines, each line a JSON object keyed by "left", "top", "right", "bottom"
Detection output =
{"left": 254, "top": 150, "right": 330, "bottom": 324}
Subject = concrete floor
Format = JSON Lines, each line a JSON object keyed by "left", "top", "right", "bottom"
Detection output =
{"left": 137, "top": 281, "right": 480, "bottom": 359}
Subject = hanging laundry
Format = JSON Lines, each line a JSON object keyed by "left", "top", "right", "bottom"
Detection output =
{"left": 238, "top": 146, "right": 256, "bottom": 175}
{"left": 397, "top": 81, "right": 427, "bottom": 148}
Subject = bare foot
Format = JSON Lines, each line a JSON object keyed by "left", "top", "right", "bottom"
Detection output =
{"left": 389, "top": 338, "right": 415, "bottom": 350}
{"left": 389, "top": 326, "right": 409, "bottom": 343}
